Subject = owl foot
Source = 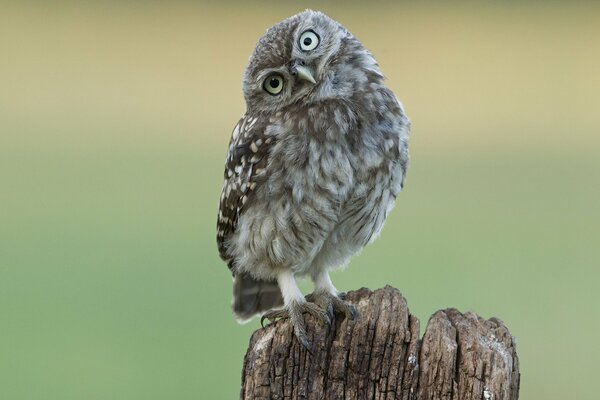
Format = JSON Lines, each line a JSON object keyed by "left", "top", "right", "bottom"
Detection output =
{"left": 305, "top": 291, "right": 359, "bottom": 321}
{"left": 261, "top": 300, "right": 331, "bottom": 352}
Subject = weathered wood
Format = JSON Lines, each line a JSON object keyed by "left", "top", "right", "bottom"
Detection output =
{"left": 241, "top": 286, "right": 519, "bottom": 400}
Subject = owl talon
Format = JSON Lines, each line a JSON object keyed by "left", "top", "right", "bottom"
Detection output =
{"left": 326, "top": 303, "right": 335, "bottom": 324}
{"left": 260, "top": 308, "right": 288, "bottom": 327}
{"left": 260, "top": 315, "right": 269, "bottom": 328}
{"left": 261, "top": 301, "right": 331, "bottom": 350}
{"left": 297, "top": 332, "right": 312, "bottom": 354}
{"left": 306, "top": 291, "right": 358, "bottom": 321}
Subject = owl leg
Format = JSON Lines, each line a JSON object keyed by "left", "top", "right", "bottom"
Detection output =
{"left": 260, "top": 270, "right": 331, "bottom": 351}
{"left": 306, "top": 270, "right": 358, "bottom": 321}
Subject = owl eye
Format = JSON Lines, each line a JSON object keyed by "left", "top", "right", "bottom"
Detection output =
{"left": 299, "top": 30, "right": 319, "bottom": 51}
{"left": 263, "top": 74, "right": 284, "bottom": 95}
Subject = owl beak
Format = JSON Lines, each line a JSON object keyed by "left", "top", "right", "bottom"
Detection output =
{"left": 291, "top": 64, "right": 317, "bottom": 85}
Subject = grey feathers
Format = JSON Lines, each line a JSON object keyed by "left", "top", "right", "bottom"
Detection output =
{"left": 217, "top": 10, "right": 410, "bottom": 318}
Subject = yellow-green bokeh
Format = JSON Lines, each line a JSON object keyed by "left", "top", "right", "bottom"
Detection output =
{"left": 1, "top": 1, "right": 599, "bottom": 399}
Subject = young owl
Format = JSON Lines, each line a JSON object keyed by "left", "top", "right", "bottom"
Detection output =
{"left": 217, "top": 10, "right": 410, "bottom": 349}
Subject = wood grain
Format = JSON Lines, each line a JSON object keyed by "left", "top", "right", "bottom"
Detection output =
{"left": 241, "top": 286, "right": 519, "bottom": 400}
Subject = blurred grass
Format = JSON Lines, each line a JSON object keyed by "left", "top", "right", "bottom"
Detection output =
{"left": 1, "top": 1, "right": 599, "bottom": 399}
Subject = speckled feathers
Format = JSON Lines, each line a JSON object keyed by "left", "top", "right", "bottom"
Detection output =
{"left": 216, "top": 10, "right": 410, "bottom": 320}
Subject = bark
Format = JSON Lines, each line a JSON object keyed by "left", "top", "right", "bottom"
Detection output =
{"left": 241, "top": 286, "right": 519, "bottom": 400}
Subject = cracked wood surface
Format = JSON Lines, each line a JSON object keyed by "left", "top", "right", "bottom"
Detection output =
{"left": 241, "top": 286, "right": 519, "bottom": 400}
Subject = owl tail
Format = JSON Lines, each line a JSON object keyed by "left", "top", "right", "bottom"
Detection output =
{"left": 232, "top": 273, "right": 283, "bottom": 322}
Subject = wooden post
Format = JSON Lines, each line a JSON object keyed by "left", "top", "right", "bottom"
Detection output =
{"left": 241, "top": 286, "right": 520, "bottom": 400}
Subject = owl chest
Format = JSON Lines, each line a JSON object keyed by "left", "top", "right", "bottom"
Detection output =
{"left": 268, "top": 135, "right": 355, "bottom": 205}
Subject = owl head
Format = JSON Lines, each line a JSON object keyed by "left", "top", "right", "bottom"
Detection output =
{"left": 242, "top": 10, "right": 381, "bottom": 114}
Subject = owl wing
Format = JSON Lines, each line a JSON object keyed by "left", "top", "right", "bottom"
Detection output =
{"left": 217, "top": 114, "right": 271, "bottom": 271}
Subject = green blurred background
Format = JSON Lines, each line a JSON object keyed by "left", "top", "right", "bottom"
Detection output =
{"left": 1, "top": 1, "right": 598, "bottom": 399}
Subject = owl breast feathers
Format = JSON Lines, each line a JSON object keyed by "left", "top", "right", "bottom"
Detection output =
{"left": 216, "top": 10, "right": 409, "bottom": 319}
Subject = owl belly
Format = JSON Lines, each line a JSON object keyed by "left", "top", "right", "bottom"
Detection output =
{"left": 307, "top": 156, "right": 404, "bottom": 275}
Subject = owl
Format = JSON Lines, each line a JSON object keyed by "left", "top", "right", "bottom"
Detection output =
{"left": 217, "top": 10, "right": 409, "bottom": 349}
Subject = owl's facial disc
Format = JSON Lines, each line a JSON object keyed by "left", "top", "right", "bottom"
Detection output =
{"left": 290, "top": 59, "right": 316, "bottom": 84}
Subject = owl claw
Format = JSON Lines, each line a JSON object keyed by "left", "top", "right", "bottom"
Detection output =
{"left": 261, "top": 300, "right": 331, "bottom": 351}
{"left": 326, "top": 303, "right": 335, "bottom": 323}
{"left": 306, "top": 291, "right": 358, "bottom": 321}
{"left": 260, "top": 315, "right": 269, "bottom": 328}
{"left": 297, "top": 333, "right": 312, "bottom": 354}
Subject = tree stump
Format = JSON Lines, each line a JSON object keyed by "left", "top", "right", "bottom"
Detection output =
{"left": 241, "top": 286, "right": 519, "bottom": 400}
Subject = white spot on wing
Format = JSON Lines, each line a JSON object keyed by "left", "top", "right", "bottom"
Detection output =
{"left": 232, "top": 122, "right": 240, "bottom": 140}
